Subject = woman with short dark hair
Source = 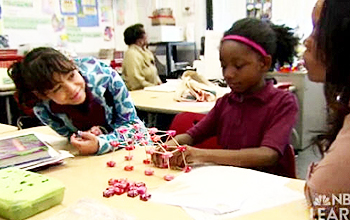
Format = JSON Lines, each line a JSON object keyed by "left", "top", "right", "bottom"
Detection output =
{"left": 122, "top": 23, "right": 161, "bottom": 90}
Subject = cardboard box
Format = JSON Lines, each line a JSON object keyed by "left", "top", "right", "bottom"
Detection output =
{"left": 151, "top": 17, "right": 175, "bottom": 26}
{"left": 148, "top": 26, "right": 184, "bottom": 43}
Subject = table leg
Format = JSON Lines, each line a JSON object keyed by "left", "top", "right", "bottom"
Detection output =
{"left": 147, "top": 113, "right": 157, "bottom": 128}
{"left": 5, "top": 96, "right": 11, "bottom": 125}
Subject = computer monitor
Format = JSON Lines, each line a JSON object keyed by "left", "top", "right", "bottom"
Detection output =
{"left": 149, "top": 42, "right": 197, "bottom": 81}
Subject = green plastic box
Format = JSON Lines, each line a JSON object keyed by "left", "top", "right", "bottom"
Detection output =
{"left": 0, "top": 167, "right": 65, "bottom": 220}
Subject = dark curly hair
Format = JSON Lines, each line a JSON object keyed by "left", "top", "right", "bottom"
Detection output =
{"left": 312, "top": 0, "right": 350, "bottom": 155}
{"left": 223, "top": 18, "right": 299, "bottom": 69}
{"left": 123, "top": 23, "right": 145, "bottom": 45}
{"left": 8, "top": 47, "right": 76, "bottom": 108}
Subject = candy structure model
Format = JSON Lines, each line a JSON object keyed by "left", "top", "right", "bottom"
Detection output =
{"left": 103, "top": 125, "right": 192, "bottom": 201}
{"left": 106, "top": 124, "right": 192, "bottom": 181}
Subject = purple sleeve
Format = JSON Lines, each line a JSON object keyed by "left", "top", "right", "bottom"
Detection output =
{"left": 261, "top": 93, "right": 299, "bottom": 155}
{"left": 186, "top": 99, "right": 222, "bottom": 145}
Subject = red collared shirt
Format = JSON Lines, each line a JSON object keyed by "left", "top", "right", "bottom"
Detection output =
{"left": 187, "top": 81, "right": 299, "bottom": 174}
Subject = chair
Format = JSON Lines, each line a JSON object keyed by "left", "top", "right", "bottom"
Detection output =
{"left": 168, "top": 112, "right": 222, "bottom": 149}
{"left": 275, "top": 144, "right": 297, "bottom": 178}
{"left": 13, "top": 91, "right": 42, "bottom": 129}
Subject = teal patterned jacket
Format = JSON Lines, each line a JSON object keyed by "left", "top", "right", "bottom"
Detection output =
{"left": 33, "top": 57, "right": 145, "bottom": 155}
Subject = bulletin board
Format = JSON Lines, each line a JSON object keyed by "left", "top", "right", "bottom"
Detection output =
{"left": 0, "top": 0, "right": 115, "bottom": 55}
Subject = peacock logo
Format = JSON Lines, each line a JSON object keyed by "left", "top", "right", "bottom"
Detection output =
{"left": 313, "top": 194, "right": 331, "bottom": 206}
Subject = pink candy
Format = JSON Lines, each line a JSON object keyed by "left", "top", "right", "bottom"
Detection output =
{"left": 151, "top": 135, "right": 161, "bottom": 142}
{"left": 108, "top": 178, "right": 118, "bottom": 185}
{"left": 166, "top": 130, "right": 176, "bottom": 136}
{"left": 106, "top": 161, "right": 116, "bottom": 167}
{"left": 125, "top": 145, "right": 135, "bottom": 151}
{"left": 124, "top": 165, "right": 134, "bottom": 171}
{"left": 134, "top": 132, "right": 144, "bottom": 140}
{"left": 127, "top": 190, "right": 139, "bottom": 197}
{"left": 143, "top": 159, "right": 151, "bottom": 164}
{"left": 114, "top": 187, "right": 125, "bottom": 195}
{"left": 163, "top": 174, "right": 175, "bottom": 181}
{"left": 103, "top": 178, "right": 151, "bottom": 201}
{"left": 133, "top": 123, "right": 141, "bottom": 130}
{"left": 126, "top": 138, "right": 134, "bottom": 145}
{"left": 125, "top": 155, "right": 133, "bottom": 161}
{"left": 117, "top": 127, "right": 128, "bottom": 134}
{"left": 110, "top": 141, "right": 120, "bottom": 148}
{"left": 140, "top": 193, "right": 151, "bottom": 201}
{"left": 145, "top": 148, "right": 154, "bottom": 155}
{"left": 183, "top": 166, "right": 192, "bottom": 173}
{"left": 148, "top": 127, "right": 158, "bottom": 134}
{"left": 137, "top": 186, "right": 147, "bottom": 194}
{"left": 144, "top": 169, "right": 154, "bottom": 176}
{"left": 177, "top": 145, "right": 187, "bottom": 152}
{"left": 161, "top": 144, "right": 169, "bottom": 150}
{"left": 161, "top": 152, "right": 173, "bottom": 159}
{"left": 103, "top": 189, "right": 114, "bottom": 198}
{"left": 140, "top": 139, "right": 149, "bottom": 146}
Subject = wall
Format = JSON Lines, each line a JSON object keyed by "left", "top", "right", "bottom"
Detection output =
{"left": 212, "top": 0, "right": 317, "bottom": 40}
{"left": 114, "top": 0, "right": 206, "bottom": 52}
{"left": 1, "top": 1, "right": 316, "bottom": 57}
{"left": 213, "top": 0, "right": 246, "bottom": 32}
{"left": 1, "top": 0, "right": 115, "bottom": 56}
{"left": 271, "top": 0, "right": 317, "bottom": 40}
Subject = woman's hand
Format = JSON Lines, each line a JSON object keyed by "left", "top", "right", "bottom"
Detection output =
{"left": 70, "top": 131, "right": 99, "bottom": 155}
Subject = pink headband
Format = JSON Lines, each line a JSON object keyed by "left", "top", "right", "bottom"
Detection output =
{"left": 222, "top": 35, "right": 268, "bottom": 56}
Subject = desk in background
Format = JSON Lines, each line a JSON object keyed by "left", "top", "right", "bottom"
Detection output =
{"left": 129, "top": 80, "right": 230, "bottom": 115}
{"left": 0, "top": 67, "right": 16, "bottom": 125}
{"left": 129, "top": 86, "right": 229, "bottom": 128}
{"left": 0, "top": 126, "right": 310, "bottom": 220}
{"left": 129, "top": 90, "right": 217, "bottom": 114}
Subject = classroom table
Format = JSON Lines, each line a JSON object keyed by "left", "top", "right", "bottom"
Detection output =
{"left": 128, "top": 84, "right": 295, "bottom": 115}
{"left": 0, "top": 123, "right": 18, "bottom": 134}
{"left": 129, "top": 90, "right": 218, "bottom": 114}
{"left": 0, "top": 126, "right": 310, "bottom": 220}
{"left": 129, "top": 79, "right": 230, "bottom": 115}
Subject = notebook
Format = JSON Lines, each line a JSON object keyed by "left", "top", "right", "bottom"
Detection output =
{"left": 0, "top": 133, "right": 52, "bottom": 168}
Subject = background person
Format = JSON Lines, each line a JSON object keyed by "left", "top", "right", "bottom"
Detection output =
{"left": 122, "top": 23, "right": 161, "bottom": 91}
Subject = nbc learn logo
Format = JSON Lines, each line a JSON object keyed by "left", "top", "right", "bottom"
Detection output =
{"left": 313, "top": 194, "right": 331, "bottom": 206}
{"left": 311, "top": 194, "right": 350, "bottom": 220}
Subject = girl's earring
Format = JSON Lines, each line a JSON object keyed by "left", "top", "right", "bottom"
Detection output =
{"left": 335, "top": 86, "right": 350, "bottom": 107}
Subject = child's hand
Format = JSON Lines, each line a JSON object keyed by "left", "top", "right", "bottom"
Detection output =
{"left": 89, "top": 126, "right": 103, "bottom": 136}
{"left": 70, "top": 131, "right": 99, "bottom": 155}
{"left": 152, "top": 145, "right": 195, "bottom": 169}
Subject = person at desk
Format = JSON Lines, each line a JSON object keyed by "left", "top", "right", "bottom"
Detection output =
{"left": 122, "top": 23, "right": 162, "bottom": 91}
{"left": 8, "top": 47, "right": 145, "bottom": 155}
{"left": 153, "top": 18, "right": 299, "bottom": 177}
{"left": 303, "top": 0, "right": 350, "bottom": 217}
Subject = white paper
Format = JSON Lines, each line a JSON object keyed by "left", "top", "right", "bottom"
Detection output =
{"left": 150, "top": 166, "right": 304, "bottom": 219}
{"left": 44, "top": 198, "right": 135, "bottom": 220}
